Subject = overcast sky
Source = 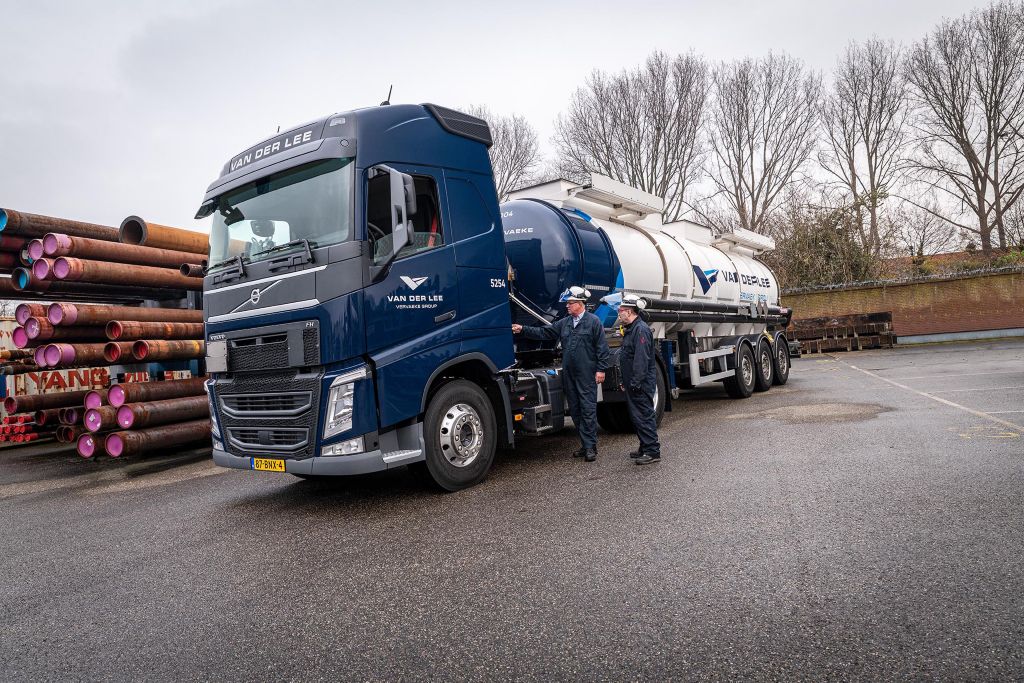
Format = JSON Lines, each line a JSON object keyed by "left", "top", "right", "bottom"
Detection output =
{"left": 0, "top": 0, "right": 993, "bottom": 232}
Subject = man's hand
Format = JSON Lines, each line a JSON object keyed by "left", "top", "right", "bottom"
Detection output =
{"left": 596, "top": 371, "right": 605, "bottom": 384}
{"left": 511, "top": 324, "right": 523, "bottom": 334}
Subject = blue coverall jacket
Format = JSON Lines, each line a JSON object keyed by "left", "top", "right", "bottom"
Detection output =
{"left": 519, "top": 312, "right": 611, "bottom": 451}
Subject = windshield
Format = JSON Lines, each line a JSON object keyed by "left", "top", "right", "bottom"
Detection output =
{"left": 207, "top": 157, "right": 354, "bottom": 268}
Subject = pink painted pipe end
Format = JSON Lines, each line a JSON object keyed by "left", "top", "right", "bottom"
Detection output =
{"left": 115, "top": 405, "right": 134, "bottom": 429}
{"left": 84, "top": 391, "right": 104, "bottom": 410}
{"left": 107, "top": 384, "right": 126, "bottom": 408}
{"left": 105, "top": 433, "right": 124, "bottom": 458}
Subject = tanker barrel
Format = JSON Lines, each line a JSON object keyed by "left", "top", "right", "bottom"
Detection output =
{"left": 179, "top": 263, "right": 205, "bottom": 278}
{"left": 4, "top": 388, "right": 95, "bottom": 414}
{"left": 77, "top": 432, "right": 106, "bottom": 459}
{"left": 107, "top": 377, "right": 207, "bottom": 407}
{"left": 115, "top": 395, "right": 210, "bottom": 430}
{"left": 12, "top": 266, "right": 188, "bottom": 301}
{"left": 84, "top": 406, "right": 119, "bottom": 433}
{"left": 131, "top": 340, "right": 205, "bottom": 362}
{"left": 49, "top": 302, "right": 203, "bottom": 326}
{"left": 119, "top": 216, "right": 209, "bottom": 255}
{"left": 52, "top": 257, "right": 203, "bottom": 291}
{"left": 34, "top": 408, "right": 61, "bottom": 426}
{"left": 15, "top": 303, "right": 47, "bottom": 325}
{"left": 101, "top": 342, "right": 136, "bottom": 364}
{"left": 105, "top": 419, "right": 212, "bottom": 458}
{"left": 44, "top": 343, "right": 119, "bottom": 368}
{"left": 43, "top": 233, "right": 208, "bottom": 271}
{"left": 106, "top": 321, "right": 205, "bottom": 341}
{"left": 0, "top": 208, "right": 120, "bottom": 241}
{"left": 25, "top": 317, "right": 107, "bottom": 342}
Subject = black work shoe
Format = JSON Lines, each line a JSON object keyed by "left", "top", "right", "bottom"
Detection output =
{"left": 634, "top": 454, "right": 661, "bottom": 465}
{"left": 584, "top": 449, "right": 597, "bottom": 462}
{"left": 629, "top": 449, "right": 643, "bottom": 459}
{"left": 572, "top": 447, "right": 587, "bottom": 458}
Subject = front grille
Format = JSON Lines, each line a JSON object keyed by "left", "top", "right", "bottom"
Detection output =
{"left": 220, "top": 392, "right": 312, "bottom": 417}
{"left": 302, "top": 328, "right": 319, "bottom": 365}
{"left": 228, "top": 427, "right": 308, "bottom": 452}
{"left": 215, "top": 368, "right": 323, "bottom": 460}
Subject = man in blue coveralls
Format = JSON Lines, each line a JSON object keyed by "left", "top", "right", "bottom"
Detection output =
{"left": 512, "top": 286, "right": 611, "bottom": 462}
{"left": 616, "top": 294, "right": 661, "bottom": 465}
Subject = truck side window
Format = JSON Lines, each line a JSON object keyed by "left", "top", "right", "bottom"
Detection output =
{"left": 367, "top": 174, "right": 445, "bottom": 265}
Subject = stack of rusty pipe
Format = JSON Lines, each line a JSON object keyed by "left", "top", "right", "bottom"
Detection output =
{"left": 78, "top": 376, "right": 209, "bottom": 459}
{"left": 0, "top": 412, "right": 56, "bottom": 444}
{"left": 1, "top": 208, "right": 210, "bottom": 458}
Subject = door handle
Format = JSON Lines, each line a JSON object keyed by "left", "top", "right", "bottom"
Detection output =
{"left": 434, "top": 310, "right": 456, "bottom": 324}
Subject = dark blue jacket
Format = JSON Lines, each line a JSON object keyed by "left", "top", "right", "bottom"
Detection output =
{"left": 520, "top": 312, "right": 611, "bottom": 373}
{"left": 619, "top": 317, "right": 657, "bottom": 391}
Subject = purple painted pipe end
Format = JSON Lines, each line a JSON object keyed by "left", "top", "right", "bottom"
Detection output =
{"left": 12, "top": 327, "right": 28, "bottom": 349}
{"left": 31, "top": 259, "right": 49, "bottom": 280}
{"left": 27, "top": 239, "right": 45, "bottom": 261}
{"left": 33, "top": 347, "right": 47, "bottom": 368}
{"left": 107, "top": 384, "right": 126, "bottom": 408}
{"left": 24, "top": 317, "right": 40, "bottom": 339}
{"left": 84, "top": 409, "right": 102, "bottom": 433}
{"left": 53, "top": 257, "right": 71, "bottom": 280}
{"left": 44, "top": 343, "right": 73, "bottom": 367}
{"left": 116, "top": 405, "right": 134, "bottom": 429}
{"left": 106, "top": 433, "right": 124, "bottom": 458}
{"left": 84, "top": 391, "right": 104, "bottom": 410}
{"left": 77, "top": 433, "right": 97, "bottom": 459}
{"left": 43, "top": 233, "right": 70, "bottom": 256}
{"left": 15, "top": 303, "right": 31, "bottom": 325}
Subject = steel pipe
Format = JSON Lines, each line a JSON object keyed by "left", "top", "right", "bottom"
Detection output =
{"left": 179, "top": 263, "right": 205, "bottom": 278}
{"left": 131, "top": 339, "right": 205, "bottom": 362}
{"left": 0, "top": 208, "right": 120, "bottom": 241}
{"left": 84, "top": 390, "right": 105, "bottom": 410}
{"left": 43, "top": 233, "right": 207, "bottom": 271}
{"left": 25, "top": 317, "right": 106, "bottom": 342}
{"left": 119, "top": 216, "right": 209, "bottom": 254}
{"left": 100, "top": 342, "right": 137, "bottom": 364}
{"left": 33, "top": 347, "right": 46, "bottom": 367}
{"left": 0, "top": 349, "right": 33, "bottom": 361}
{"left": 4, "top": 388, "right": 95, "bottom": 414}
{"left": 0, "top": 235, "right": 27, "bottom": 251}
{"left": 107, "top": 377, "right": 207, "bottom": 407}
{"left": 42, "top": 342, "right": 121, "bottom": 368}
{"left": 34, "top": 408, "right": 61, "bottom": 426}
{"left": 48, "top": 302, "right": 202, "bottom": 326}
{"left": 12, "top": 327, "right": 29, "bottom": 349}
{"left": 58, "top": 407, "right": 81, "bottom": 425}
{"left": 115, "top": 395, "right": 209, "bottom": 430}
{"left": 0, "top": 252, "right": 16, "bottom": 269}
{"left": 0, "top": 363, "right": 36, "bottom": 375}
{"left": 15, "top": 303, "right": 46, "bottom": 325}
{"left": 105, "top": 418, "right": 212, "bottom": 458}
{"left": 84, "top": 406, "right": 118, "bottom": 433}
{"left": 77, "top": 431, "right": 105, "bottom": 458}
{"left": 52, "top": 257, "right": 203, "bottom": 291}
{"left": 106, "top": 321, "right": 205, "bottom": 341}
{"left": 12, "top": 267, "right": 187, "bottom": 300}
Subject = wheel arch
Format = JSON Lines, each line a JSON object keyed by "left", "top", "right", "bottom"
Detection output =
{"left": 421, "top": 353, "right": 513, "bottom": 448}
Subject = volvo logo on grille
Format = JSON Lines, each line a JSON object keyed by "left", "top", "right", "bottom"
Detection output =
{"left": 250, "top": 288, "right": 262, "bottom": 305}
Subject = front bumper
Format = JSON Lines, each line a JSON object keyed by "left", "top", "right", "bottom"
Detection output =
{"left": 212, "top": 444, "right": 416, "bottom": 476}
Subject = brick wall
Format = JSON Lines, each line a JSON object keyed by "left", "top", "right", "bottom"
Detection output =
{"left": 781, "top": 271, "right": 1024, "bottom": 337}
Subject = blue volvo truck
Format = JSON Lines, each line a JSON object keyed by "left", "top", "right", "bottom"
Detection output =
{"left": 197, "top": 104, "right": 795, "bottom": 490}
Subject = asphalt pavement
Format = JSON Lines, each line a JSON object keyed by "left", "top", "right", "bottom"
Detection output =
{"left": 1, "top": 339, "right": 1022, "bottom": 681}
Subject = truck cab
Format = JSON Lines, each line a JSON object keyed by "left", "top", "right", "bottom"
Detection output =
{"left": 198, "top": 105, "right": 515, "bottom": 489}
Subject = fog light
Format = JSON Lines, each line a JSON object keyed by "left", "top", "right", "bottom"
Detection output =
{"left": 321, "top": 436, "right": 364, "bottom": 457}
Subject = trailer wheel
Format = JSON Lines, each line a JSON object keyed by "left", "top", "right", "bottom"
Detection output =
{"left": 772, "top": 335, "right": 791, "bottom": 386}
{"left": 420, "top": 380, "right": 497, "bottom": 492}
{"left": 754, "top": 340, "right": 774, "bottom": 393}
{"left": 723, "top": 344, "right": 756, "bottom": 399}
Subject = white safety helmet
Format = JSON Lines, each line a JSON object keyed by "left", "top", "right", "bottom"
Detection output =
{"left": 618, "top": 293, "right": 647, "bottom": 310}
{"left": 559, "top": 286, "right": 591, "bottom": 303}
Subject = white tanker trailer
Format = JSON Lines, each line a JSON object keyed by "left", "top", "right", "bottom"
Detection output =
{"left": 502, "top": 173, "right": 797, "bottom": 433}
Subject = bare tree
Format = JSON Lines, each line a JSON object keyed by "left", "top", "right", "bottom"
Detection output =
{"left": 465, "top": 105, "right": 541, "bottom": 202}
{"left": 705, "top": 53, "right": 822, "bottom": 234}
{"left": 553, "top": 51, "right": 709, "bottom": 221}
{"left": 891, "top": 198, "right": 959, "bottom": 256}
{"left": 904, "top": 0, "right": 1024, "bottom": 253}
{"left": 819, "top": 39, "right": 908, "bottom": 255}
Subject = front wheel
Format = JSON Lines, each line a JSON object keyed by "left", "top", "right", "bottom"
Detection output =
{"left": 420, "top": 380, "right": 497, "bottom": 492}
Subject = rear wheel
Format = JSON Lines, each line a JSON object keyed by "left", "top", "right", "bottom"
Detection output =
{"left": 723, "top": 344, "right": 756, "bottom": 399}
{"left": 773, "top": 335, "right": 791, "bottom": 385}
{"left": 420, "top": 380, "right": 497, "bottom": 491}
{"left": 754, "top": 340, "right": 774, "bottom": 392}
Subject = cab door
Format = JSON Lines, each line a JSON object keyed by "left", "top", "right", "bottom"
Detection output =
{"left": 362, "top": 165, "right": 460, "bottom": 427}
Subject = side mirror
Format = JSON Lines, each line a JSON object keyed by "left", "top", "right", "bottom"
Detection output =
{"left": 370, "top": 165, "right": 417, "bottom": 282}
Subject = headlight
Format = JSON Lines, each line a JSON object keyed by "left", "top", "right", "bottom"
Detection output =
{"left": 322, "top": 436, "right": 364, "bottom": 457}
{"left": 323, "top": 366, "right": 368, "bottom": 439}
{"left": 204, "top": 379, "right": 221, "bottom": 438}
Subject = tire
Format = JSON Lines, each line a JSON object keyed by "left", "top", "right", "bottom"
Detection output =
{"left": 723, "top": 343, "right": 756, "bottom": 399}
{"left": 597, "top": 368, "right": 666, "bottom": 432}
{"left": 420, "top": 380, "right": 497, "bottom": 492}
{"left": 772, "top": 334, "right": 791, "bottom": 386}
{"left": 754, "top": 340, "right": 774, "bottom": 393}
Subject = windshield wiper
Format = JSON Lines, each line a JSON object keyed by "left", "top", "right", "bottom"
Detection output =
{"left": 209, "top": 254, "right": 248, "bottom": 284}
{"left": 250, "top": 239, "right": 315, "bottom": 270}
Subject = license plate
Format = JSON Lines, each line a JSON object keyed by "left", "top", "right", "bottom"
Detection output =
{"left": 251, "top": 457, "right": 285, "bottom": 472}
